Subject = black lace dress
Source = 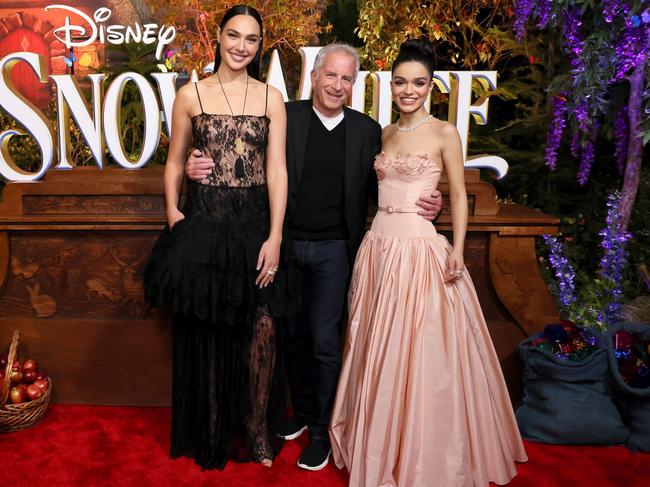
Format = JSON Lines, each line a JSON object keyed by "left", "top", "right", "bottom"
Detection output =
{"left": 144, "top": 89, "right": 292, "bottom": 470}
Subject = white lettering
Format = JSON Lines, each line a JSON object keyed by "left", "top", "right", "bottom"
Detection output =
{"left": 124, "top": 23, "right": 142, "bottom": 44}
{"left": 50, "top": 73, "right": 105, "bottom": 169}
{"left": 266, "top": 49, "right": 289, "bottom": 102}
{"left": 105, "top": 25, "right": 125, "bottom": 44}
{"left": 370, "top": 71, "right": 393, "bottom": 128}
{"left": 45, "top": 4, "right": 176, "bottom": 60}
{"left": 350, "top": 71, "right": 370, "bottom": 113}
{"left": 142, "top": 24, "right": 157, "bottom": 45}
{"left": 45, "top": 5, "right": 96, "bottom": 49}
{"left": 0, "top": 51, "right": 508, "bottom": 180}
{"left": 297, "top": 47, "right": 321, "bottom": 100}
{"left": 103, "top": 73, "right": 161, "bottom": 169}
{"left": 156, "top": 25, "right": 177, "bottom": 61}
{"left": 150, "top": 72, "right": 178, "bottom": 137}
{"left": 0, "top": 53, "right": 55, "bottom": 181}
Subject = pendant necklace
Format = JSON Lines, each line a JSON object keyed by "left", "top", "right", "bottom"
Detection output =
{"left": 217, "top": 71, "right": 248, "bottom": 178}
{"left": 396, "top": 114, "right": 433, "bottom": 132}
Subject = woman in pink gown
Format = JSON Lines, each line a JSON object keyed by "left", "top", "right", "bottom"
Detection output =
{"left": 329, "top": 38, "right": 527, "bottom": 486}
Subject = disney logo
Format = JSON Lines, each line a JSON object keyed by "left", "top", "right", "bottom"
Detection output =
{"left": 44, "top": 4, "right": 176, "bottom": 60}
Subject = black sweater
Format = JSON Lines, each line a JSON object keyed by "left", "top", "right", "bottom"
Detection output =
{"left": 290, "top": 112, "right": 347, "bottom": 240}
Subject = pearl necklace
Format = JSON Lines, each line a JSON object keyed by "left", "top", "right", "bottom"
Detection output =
{"left": 396, "top": 114, "right": 433, "bottom": 132}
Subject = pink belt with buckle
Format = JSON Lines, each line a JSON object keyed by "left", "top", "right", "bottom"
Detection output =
{"left": 377, "top": 205, "right": 420, "bottom": 214}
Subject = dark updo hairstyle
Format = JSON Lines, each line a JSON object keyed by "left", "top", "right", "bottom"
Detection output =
{"left": 392, "top": 38, "right": 434, "bottom": 77}
{"left": 214, "top": 5, "right": 264, "bottom": 81}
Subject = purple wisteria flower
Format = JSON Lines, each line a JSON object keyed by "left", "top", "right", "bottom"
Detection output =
{"left": 545, "top": 94, "right": 568, "bottom": 170}
{"left": 536, "top": 0, "right": 552, "bottom": 29}
{"left": 598, "top": 192, "right": 632, "bottom": 322}
{"left": 603, "top": 0, "right": 618, "bottom": 22}
{"left": 513, "top": 0, "right": 535, "bottom": 41}
{"left": 569, "top": 129, "right": 581, "bottom": 158}
{"left": 563, "top": 8, "right": 584, "bottom": 77}
{"left": 643, "top": 9, "right": 650, "bottom": 24}
{"left": 543, "top": 234, "right": 577, "bottom": 308}
{"left": 577, "top": 135, "right": 595, "bottom": 186}
{"left": 575, "top": 100, "right": 589, "bottom": 132}
{"left": 614, "top": 107, "right": 629, "bottom": 174}
{"left": 603, "top": 0, "right": 631, "bottom": 23}
{"left": 614, "top": 25, "right": 647, "bottom": 80}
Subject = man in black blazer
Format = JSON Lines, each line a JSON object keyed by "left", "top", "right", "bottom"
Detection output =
{"left": 284, "top": 97, "right": 381, "bottom": 262}
{"left": 185, "top": 44, "right": 442, "bottom": 471}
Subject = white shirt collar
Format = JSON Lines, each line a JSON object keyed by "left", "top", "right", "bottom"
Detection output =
{"left": 312, "top": 106, "right": 345, "bottom": 131}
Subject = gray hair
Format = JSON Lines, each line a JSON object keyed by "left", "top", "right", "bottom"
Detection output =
{"left": 313, "top": 43, "right": 360, "bottom": 80}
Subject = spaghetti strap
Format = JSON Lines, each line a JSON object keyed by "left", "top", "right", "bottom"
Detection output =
{"left": 264, "top": 84, "right": 269, "bottom": 116}
{"left": 194, "top": 82, "right": 205, "bottom": 114}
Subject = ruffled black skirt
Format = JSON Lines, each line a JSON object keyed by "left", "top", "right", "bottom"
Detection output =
{"left": 144, "top": 181, "right": 294, "bottom": 469}
{"left": 144, "top": 182, "right": 294, "bottom": 327}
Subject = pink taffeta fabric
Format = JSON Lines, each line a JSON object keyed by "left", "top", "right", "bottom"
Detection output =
{"left": 329, "top": 153, "right": 527, "bottom": 487}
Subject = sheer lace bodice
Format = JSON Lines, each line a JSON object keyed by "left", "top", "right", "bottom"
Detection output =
{"left": 144, "top": 88, "right": 290, "bottom": 469}
{"left": 192, "top": 113, "right": 269, "bottom": 187}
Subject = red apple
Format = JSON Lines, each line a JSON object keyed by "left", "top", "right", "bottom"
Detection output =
{"left": 11, "top": 360, "right": 20, "bottom": 370}
{"left": 0, "top": 369, "right": 4, "bottom": 380}
{"left": 22, "top": 359, "right": 37, "bottom": 370}
{"left": 9, "top": 369, "right": 23, "bottom": 385}
{"left": 33, "top": 378, "right": 49, "bottom": 393}
{"left": 0, "top": 354, "right": 7, "bottom": 368}
{"left": 26, "top": 384, "right": 42, "bottom": 400}
{"left": 22, "top": 368, "right": 37, "bottom": 384}
{"left": 35, "top": 369, "right": 48, "bottom": 380}
{"left": 9, "top": 386, "right": 26, "bottom": 404}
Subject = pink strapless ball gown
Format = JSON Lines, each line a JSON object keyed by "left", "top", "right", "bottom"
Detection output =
{"left": 329, "top": 153, "right": 527, "bottom": 487}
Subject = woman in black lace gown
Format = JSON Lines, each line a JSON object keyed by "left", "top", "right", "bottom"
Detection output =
{"left": 144, "top": 5, "right": 291, "bottom": 469}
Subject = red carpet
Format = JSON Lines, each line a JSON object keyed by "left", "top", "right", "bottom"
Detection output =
{"left": 0, "top": 405, "right": 648, "bottom": 486}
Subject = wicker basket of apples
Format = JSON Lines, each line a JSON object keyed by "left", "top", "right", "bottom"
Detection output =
{"left": 0, "top": 330, "right": 52, "bottom": 432}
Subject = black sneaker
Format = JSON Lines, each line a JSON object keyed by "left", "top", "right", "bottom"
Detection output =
{"left": 297, "top": 438, "right": 331, "bottom": 471}
{"left": 277, "top": 416, "right": 307, "bottom": 440}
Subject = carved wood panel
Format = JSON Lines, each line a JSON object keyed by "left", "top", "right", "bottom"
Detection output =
{"left": 22, "top": 195, "right": 166, "bottom": 215}
{"left": 0, "top": 231, "right": 161, "bottom": 320}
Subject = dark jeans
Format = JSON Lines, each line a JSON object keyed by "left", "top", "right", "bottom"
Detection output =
{"left": 285, "top": 239, "right": 350, "bottom": 439}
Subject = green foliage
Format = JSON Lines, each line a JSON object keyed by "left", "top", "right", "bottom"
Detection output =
{"left": 535, "top": 163, "right": 650, "bottom": 320}
{"left": 0, "top": 102, "right": 96, "bottom": 179}
{"left": 354, "top": 0, "right": 648, "bottom": 306}
{"left": 321, "top": 0, "right": 362, "bottom": 46}
{"left": 102, "top": 42, "right": 169, "bottom": 166}
{"left": 357, "top": 0, "right": 515, "bottom": 70}
{"left": 150, "top": 0, "right": 330, "bottom": 72}
{"left": 508, "top": 0, "right": 650, "bottom": 303}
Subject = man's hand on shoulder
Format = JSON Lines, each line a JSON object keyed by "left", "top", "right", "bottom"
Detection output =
{"left": 416, "top": 190, "right": 443, "bottom": 221}
{"left": 185, "top": 149, "right": 215, "bottom": 181}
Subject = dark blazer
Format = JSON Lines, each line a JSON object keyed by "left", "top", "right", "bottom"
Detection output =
{"left": 285, "top": 100, "right": 382, "bottom": 258}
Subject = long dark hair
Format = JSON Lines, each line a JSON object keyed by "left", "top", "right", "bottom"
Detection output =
{"left": 213, "top": 5, "right": 263, "bottom": 81}
{"left": 392, "top": 38, "right": 434, "bottom": 77}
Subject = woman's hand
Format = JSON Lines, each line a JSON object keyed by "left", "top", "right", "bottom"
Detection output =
{"left": 256, "top": 235, "right": 281, "bottom": 288}
{"left": 444, "top": 248, "right": 465, "bottom": 283}
{"left": 167, "top": 208, "right": 185, "bottom": 230}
